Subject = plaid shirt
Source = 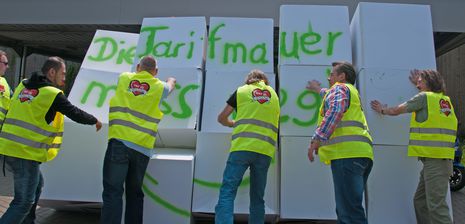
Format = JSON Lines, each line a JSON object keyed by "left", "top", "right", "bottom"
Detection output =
{"left": 314, "top": 83, "right": 350, "bottom": 141}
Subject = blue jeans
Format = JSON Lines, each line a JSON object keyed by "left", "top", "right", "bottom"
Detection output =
{"left": 215, "top": 151, "right": 271, "bottom": 224}
{"left": 101, "top": 139, "right": 150, "bottom": 224}
{"left": 331, "top": 158, "right": 373, "bottom": 224}
{"left": 0, "top": 155, "right": 44, "bottom": 224}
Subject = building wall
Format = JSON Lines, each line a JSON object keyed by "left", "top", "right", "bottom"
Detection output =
{"left": 1, "top": 0, "right": 465, "bottom": 32}
{"left": 437, "top": 43, "right": 465, "bottom": 137}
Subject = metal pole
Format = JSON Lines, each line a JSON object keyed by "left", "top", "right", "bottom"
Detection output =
{"left": 16, "top": 46, "right": 27, "bottom": 87}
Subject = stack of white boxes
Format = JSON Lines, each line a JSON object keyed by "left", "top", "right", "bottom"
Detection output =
{"left": 192, "top": 17, "right": 278, "bottom": 218}
{"left": 350, "top": 3, "right": 451, "bottom": 223}
{"left": 278, "top": 5, "right": 352, "bottom": 220}
{"left": 133, "top": 17, "right": 206, "bottom": 224}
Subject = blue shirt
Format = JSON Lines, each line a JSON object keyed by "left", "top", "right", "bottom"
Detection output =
{"left": 119, "top": 81, "right": 170, "bottom": 158}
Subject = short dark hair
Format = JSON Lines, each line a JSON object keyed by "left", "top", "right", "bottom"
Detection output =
{"left": 245, "top": 69, "right": 269, "bottom": 85}
{"left": 41, "top": 56, "right": 65, "bottom": 74}
{"left": 332, "top": 61, "right": 356, "bottom": 85}
{"left": 419, "top": 69, "right": 446, "bottom": 93}
{"left": 139, "top": 55, "right": 157, "bottom": 72}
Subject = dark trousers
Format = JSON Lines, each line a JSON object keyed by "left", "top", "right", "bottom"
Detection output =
{"left": 0, "top": 155, "right": 43, "bottom": 224}
{"left": 101, "top": 139, "right": 150, "bottom": 224}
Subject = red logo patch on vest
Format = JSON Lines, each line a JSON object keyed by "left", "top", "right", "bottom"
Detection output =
{"left": 439, "top": 99, "right": 452, "bottom": 116}
{"left": 0, "top": 84, "right": 5, "bottom": 94}
{"left": 252, "top": 88, "right": 271, "bottom": 104}
{"left": 128, "top": 80, "right": 150, "bottom": 96}
{"left": 18, "top": 88, "right": 39, "bottom": 103}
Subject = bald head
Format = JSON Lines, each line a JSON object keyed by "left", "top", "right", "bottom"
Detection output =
{"left": 137, "top": 56, "right": 157, "bottom": 76}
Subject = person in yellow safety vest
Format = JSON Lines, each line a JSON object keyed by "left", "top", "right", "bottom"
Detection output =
{"left": 215, "top": 69, "right": 280, "bottom": 224}
{"left": 101, "top": 55, "right": 176, "bottom": 224}
{"left": 0, "top": 50, "right": 12, "bottom": 128}
{"left": 0, "top": 56, "right": 102, "bottom": 224}
{"left": 307, "top": 61, "right": 373, "bottom": 224}
{"left": 371, "top": 69, "right": 457, "bottom": 224}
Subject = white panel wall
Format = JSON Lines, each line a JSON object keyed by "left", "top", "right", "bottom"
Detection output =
{"left": 41, "top": 123, "right": 108, "bottom": 201}
{"left": 192, "top": 133, "right": 278, "bottom": 214}
{"left": 280, "top": 137, "right": 336, "bottom": 219}
{"left": 135, "top": 17, "right": 206, "bottom": 69}
{"left": 206, "top": 17, "right": 274, "bottom": 73}
{"left": 279, "top": 5, "right": 352, "bottom": 66}
{"left": 358, "top": 68, "right": 418, "bottom": 145}
{"left": 143, "top": 149, "right": 195, "bottom": 224}
{"left": 279, "top": 65, "right": 330, "bottom": 137}
{"left": 350, "top": 2, "right": 436, "bottom": 70}
{"left": 278, "top": 5, "right": 352, "bottom": 221}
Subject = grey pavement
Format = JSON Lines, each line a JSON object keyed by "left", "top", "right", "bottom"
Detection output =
{"left": 1, "top": 168, "right": 464, "bottom": 223}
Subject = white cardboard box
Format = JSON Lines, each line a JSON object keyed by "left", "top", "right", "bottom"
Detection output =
{"left": 279, "top": 5, "right": 352, "bottom": 66}
{"left": 192, "top": 132, "right": 278, "bottom": 215}
{"left": 143, "top": 149, "right": 195, "bottom": 224}
{"left": 350, "top": 2, "right": 436, "bottom": 70}
{"left": 280, "top": 136, "right": 336, "bottom": 220}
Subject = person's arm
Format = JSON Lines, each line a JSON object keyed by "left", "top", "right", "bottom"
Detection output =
{"left": 370, "top": 100, "right": 408, "bottom": 116}
{"left": 306, "top": 80, "right": 328, "bottom": 98}
{"left": 308, "top": 84, "right": 349, "bottom": 162}
{"left": 217, "top": 91, "right": 237, "bottom": 128}
{"left": 51, "top": 93, "right": 102, "bottom": 131}
{"left": 217, "top": 105, "right": 235, "bottom": 127}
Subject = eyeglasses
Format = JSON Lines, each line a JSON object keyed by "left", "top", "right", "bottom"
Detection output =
{"left": 0, "top": 61, "right": 8, "bottom": 66}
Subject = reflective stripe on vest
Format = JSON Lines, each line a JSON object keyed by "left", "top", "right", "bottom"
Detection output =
{"left": 0, "top": 132, "right": 60, "bottom": 149}
{"left": 409, "top": 140, "right": 455, "bottom": 148}
{"left": 109, "top": 119, "right": 158, "bottom": 138}
{"left": 232, "top": 131, "right": 276, "bottom": 146}
{"left": 336, "top": 120, "right": 367, "bottom": 129}
{"left": 320, "top": 135, "right": 372, "bottom": 146}
{"left": 0, "top": 107, "right": 6, "bottom": 115}
{"left": 409, "top": 127, "right": 456, "bottom": 136}
{"left": 4, "top": 118, "right": 63, "bottom": 137}
{"left": 234, "top": 118, "right": 278, "bottom": 134}
{"left": 110, "top": 106, "right": 161, "bottom": 124}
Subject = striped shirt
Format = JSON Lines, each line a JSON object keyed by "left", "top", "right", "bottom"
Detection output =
{"left": 314, "top": 83, "right": 350, "bottom": 141}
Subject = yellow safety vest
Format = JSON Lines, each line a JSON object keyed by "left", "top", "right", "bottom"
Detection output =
{"left": 0, "top": 76, "right": 11, "bottom": 128}
{"left": 317, "top": 83, "right": 373, "bottom": 163}
{"left": 408, "top": 92, "right": 457, "bottom": 159}
{"left": 108, "top": 71, "right": 164, "bottom": 149}
{"left": 230, "top": 81, "right": 280, "bottom": 158}
{"left": 0, "top": 83, "right": 64, "bottom": 162}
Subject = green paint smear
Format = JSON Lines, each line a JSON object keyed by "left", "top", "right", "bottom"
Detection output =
{"left": 143, "top": 173, "right": 190, "bottom": 218}
{"left": 292, "top": 91, "right": 321, "bottom": 127}
{"left": 172, "top": 84, "right": 199, "bottom": 119}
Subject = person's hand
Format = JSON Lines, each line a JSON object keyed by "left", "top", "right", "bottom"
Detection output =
{"left": 95, "top": 120, "right": 102, "bottom": 132}
{"left": 308, "top": 139, "right": 320, "bottom": 162}
{"left": 409, "top": 69, "right": 421, "bottom": 86}
{"left": 306, "top": 80, "right": 322, "bottom": 93}
{"left": 370, "top": 100, "right": 384, "bottom": 114}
